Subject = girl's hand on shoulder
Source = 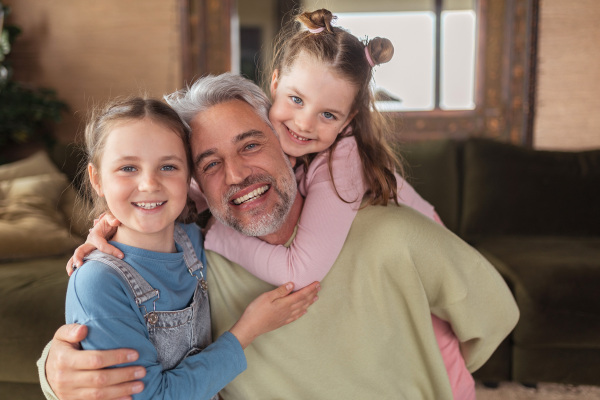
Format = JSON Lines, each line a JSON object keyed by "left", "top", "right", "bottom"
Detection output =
{"left": 66, "top": 213, "right": 123, "bottom": 276}
{"left": 229, "top": 281, "right": 321, "bottom": 348}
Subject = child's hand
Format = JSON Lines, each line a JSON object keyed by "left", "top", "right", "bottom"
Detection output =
{"left": 66, "top": 212, "right": 123, "bottom": 275}
{"left": 229, "top": 281, "right": 320, "bottom": 349}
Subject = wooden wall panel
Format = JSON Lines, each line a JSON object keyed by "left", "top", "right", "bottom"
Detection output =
{"left": 534, "top": 0, "right": 600, "bottom": 150}
{"left": 5, "top": 0, "right": 183, "bottom": 143}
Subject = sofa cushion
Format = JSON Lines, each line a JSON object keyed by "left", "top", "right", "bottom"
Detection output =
{"left": 0, "top": 256, "right": 70, "bottom": 383}
{"left": 461, "top": 139, "right": 600, "bottom": 237}
{"left": 0, "top": 150, "right": 61, "bottom": 179}
{"left": 0, "top": 173, "right": 83, "bottom": 260}
{"left": 475, "top": 236, "right": 600, "bottom": 347}
{"left": 400, "top": 139, "right": 462, "bottom": 233}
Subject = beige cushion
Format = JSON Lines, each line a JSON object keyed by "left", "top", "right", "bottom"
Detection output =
{"left": 0, "top": 151, "right": 61, "bottom": 180}
{"left": 0, "top": 150, "right": 92, "bottom": 240}
{"left": 0, "top": 173, "right": 84, "bottom": 261}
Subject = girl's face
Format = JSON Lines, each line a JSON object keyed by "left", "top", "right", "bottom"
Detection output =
{"left": 89, "top": 118, "right": 189, "bottom": 251}
{"left": 269, "top": 54, "right": 358, "bottom": 158}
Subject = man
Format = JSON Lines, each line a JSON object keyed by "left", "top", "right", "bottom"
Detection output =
{"left": 39, "top": 73, "right": 519, "bottom": 399}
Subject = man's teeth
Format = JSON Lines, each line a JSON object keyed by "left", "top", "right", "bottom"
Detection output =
{"left": 289, "top": 128, "right": 310, "bottom": 141}
{"left": 134, "top": 202, "right": 165, "bottom": 209}
{"left": 232, "top": 185, "right": 269, "bottom": 205}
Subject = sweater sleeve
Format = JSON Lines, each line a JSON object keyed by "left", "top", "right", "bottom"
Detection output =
{"left": 205, "top": 137, "right": 442, "bottom": 289}
{"left": 66, "top": 263, "right": 246, "bottom": 400}
{"left": 189, "top": 177, "right": 209, "bottom": 213}
{"left": 37, "top": 341, "right": 59, "bottom": 400}
{"left": 406, "top": 214, "right": 520, "bottom": 372}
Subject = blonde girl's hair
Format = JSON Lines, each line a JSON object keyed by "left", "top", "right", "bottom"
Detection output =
{"left": 80, "top": 96, "right": 196, "bottom": 223}
{"left": 266, "top": 8, "right": 403, "bottom": 206}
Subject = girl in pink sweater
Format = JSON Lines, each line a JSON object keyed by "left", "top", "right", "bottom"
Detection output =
{"left": 196, "top": 9, "right": 475, "bottom": 399}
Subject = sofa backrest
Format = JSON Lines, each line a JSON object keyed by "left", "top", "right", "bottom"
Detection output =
{"left": 460, "top": 138, "right": 600, "bottom": 238}
{"left": 400, "top": 139, "right": 462, "bottom": 233}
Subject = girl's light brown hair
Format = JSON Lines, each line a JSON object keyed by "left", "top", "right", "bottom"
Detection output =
{"left": 80, "top": 96, "right": 196, "bottom": 222}
{"left": 266, "top": 8, "right": 403, "bottom": 206}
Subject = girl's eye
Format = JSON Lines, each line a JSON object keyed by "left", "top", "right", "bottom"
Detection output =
{"left": 161, "top": 165, "right": 177, "bottom": 171}
{"left": 323, "top": 112, "right": 335, "bottom": 120}
{"left": 121, "top": 166, "right": 136, "bottom": 172}
{"left": 291, "top": 96, "right": 303, "bottom": 105}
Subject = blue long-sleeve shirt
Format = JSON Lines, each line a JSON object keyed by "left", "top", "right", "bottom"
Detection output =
{"left": 65, "top": 223, "right": 246, "bottom": 399}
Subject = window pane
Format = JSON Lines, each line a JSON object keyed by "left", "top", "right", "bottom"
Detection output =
{"left": 337, "top": 12, "right": 435, "bottom": 111}
{"left": 440, "top": 10, "right": 476, "bottom": 110}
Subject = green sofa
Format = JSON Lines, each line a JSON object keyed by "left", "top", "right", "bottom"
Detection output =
{"left": 1, "top": 138, "right": 599, "bottom": 399}
{"left": 403, "top": 138, "right": 600, "bottom": 386}
{"left": 0, "top": 145, "right": 88, "bottom": 399}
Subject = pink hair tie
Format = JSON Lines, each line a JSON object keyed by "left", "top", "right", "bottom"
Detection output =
{"left": 308, "top": 27, "right": 325, "bottom": 34}
{"left": 364, "top": 47, "right": 375, "bottom": 68}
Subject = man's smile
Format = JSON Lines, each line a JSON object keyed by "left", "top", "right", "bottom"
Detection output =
{"left": 232, "top": 185, "right": 270, "bottom": 205}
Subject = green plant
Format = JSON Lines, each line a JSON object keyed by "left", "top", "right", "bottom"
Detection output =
{"left": 0, "top": 3, "right": 68, "bottom": 148}
{"left": 0, "top": 80, "right": 68, "bottom": 147}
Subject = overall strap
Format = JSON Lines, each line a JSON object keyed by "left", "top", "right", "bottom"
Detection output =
{"left": 173, "top": 225, "right": 206, "bottom": 283}
{"left": 84, "top": 250, "right": 159, "bottom": 306}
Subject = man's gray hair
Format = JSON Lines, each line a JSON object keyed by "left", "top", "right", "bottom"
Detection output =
{"left": 164, "top": 73, "right": 274, "bottom": 132}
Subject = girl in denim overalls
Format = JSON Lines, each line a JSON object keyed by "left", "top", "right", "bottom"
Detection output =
{"left": 65, "top": 97, "right": 320, "bottom": 399}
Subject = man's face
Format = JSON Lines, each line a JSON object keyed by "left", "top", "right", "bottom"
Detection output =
{"left": 190, "top": 99, "right": 297, "bottom": 237}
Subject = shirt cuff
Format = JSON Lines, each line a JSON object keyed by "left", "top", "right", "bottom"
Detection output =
{"left": 37, "top": 341, "right": 60, "bottom": 400}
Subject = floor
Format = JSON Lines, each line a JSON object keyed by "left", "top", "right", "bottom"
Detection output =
{"left": 475, "top": 381, "right": 600, "bottom": 400}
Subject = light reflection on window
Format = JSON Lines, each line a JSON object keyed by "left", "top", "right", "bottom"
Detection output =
{"left": 337, "top": 11, "right": 476, "bottom": 112}
{"left": 441, "top": 10, "right": 476, "bottom": 110}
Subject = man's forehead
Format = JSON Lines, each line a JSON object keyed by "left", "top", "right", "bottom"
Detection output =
{"left": 189, "top": 99, "right": 276, "bottom": 158}
{"left": 191, "top": 100, "right": 267, "bottom": 137}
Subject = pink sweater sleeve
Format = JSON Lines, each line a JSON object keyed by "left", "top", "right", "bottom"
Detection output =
{"left": 189, "top": 178, "right": 209, "bottom": 213}
{"left": 204, "top": 137, "right": 441, "bottom": 288}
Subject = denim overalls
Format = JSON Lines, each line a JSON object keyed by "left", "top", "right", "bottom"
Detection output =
{"left": 85, "top": 226, "right": 217, "bottom": 398}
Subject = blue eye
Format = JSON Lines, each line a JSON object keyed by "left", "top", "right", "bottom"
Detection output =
{"left": 121, "top": 166, "right": 136, "bottom": 172}
{"left": 204, "top": 161, "right": 218, "bottom": 171}
{"left": 291, "top": 96, "right": 303, "bottom": 105}
{"left": 161, "top": 165, "right": 176, "bottom": 171}
{"left": 323, "top": 112, "right": 335, "bottom": 120}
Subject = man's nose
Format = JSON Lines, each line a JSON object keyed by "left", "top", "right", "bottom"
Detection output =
{"left": 224, "top": 160, "right": 252, "bottom": 186}
{"left": 138, "top": 171, "right": 160, "bottom": 192}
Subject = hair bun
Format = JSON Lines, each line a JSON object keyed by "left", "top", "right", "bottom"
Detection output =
{"left": 297, "top": 9, "right": 336, "bottom": 33}
{"left": 366, "top": 37, "right": 394, "bottom": 65}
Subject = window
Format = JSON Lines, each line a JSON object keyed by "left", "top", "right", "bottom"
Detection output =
{"left": 335, "top": 0, "right": 477, "bottom": 112}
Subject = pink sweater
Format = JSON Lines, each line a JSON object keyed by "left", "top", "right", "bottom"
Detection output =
{"left": 197, "top": 136, "right": 475, "bottom": 399}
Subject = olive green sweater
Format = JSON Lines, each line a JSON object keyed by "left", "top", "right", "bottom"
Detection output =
{"left": 207, "top": 205, "right": 519, "bottom": 400}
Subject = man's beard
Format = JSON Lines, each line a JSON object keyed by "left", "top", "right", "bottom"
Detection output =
{"left": 209, "top": 169, "right": 297, "bottom": 237}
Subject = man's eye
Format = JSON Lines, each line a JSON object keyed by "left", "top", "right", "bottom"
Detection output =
{"left": 245, "top": 143, "right": 258, "bottom": 151}
{"left": 291, "top": 96, "right": 303, "bottom": 105}
{"left": 203, "top": 161, "right": 219, "bottom": 171}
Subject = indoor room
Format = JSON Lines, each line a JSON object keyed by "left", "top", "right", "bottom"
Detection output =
{"left": 1, "top": 0, "right": 599, "bottom": 399}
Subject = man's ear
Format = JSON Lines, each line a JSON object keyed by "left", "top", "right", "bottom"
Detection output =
{"left": 270, "top": 70, "right": 280, "bottom": 98}
{"left": 88, "top": 163, "right": 104, "bottom": 197}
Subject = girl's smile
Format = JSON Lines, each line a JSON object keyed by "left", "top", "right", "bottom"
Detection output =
{"left": 89, "top": 118, "right": 189, "bottom": 252}
{"left": 269, "top": 53, "right": 358, "bottom": 158}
